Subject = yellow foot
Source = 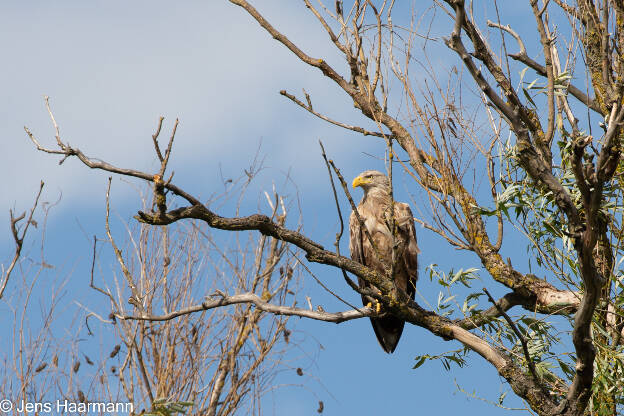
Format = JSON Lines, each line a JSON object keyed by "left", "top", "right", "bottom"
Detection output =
{"left": 366, "top": 301, "right": 382, "bottom": 313}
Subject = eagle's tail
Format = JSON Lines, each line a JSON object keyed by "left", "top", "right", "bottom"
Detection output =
{"left": 370, "top": 316, "right": 405, "bottom": 353}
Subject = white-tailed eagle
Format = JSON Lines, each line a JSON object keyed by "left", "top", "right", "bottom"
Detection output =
{"left": 349, "top": 170, "right": 419, "bottom": 353}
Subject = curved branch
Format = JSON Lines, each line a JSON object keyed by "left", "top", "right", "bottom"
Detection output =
{"left": 119, "top": 292, "right": 373, "bottom": 323}
{"left": 135, "top": 204, "right": 401, "bottom": 295}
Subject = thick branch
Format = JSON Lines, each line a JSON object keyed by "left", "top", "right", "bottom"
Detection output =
{"left": 530, "top": 0, "right": 555, "bottom": 163}
{"left": 135, "top": 197, "right": 558, "bottom": 410}
{"left": 135, "top": 204, "right": 401, "bottom": 295}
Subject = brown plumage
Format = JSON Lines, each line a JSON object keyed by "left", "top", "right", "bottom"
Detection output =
{"left": 349, "top": 170, "right": 419, "bottom": 353}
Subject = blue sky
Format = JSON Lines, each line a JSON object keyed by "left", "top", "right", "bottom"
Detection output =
{"left": 0, "top": 1, "right": 551, "bottom": 415}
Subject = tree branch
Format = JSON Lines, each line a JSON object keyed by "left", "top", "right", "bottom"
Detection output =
{"left": 486, "top": 21, "right": 601, "bottom": 114}
{"left": 456, "top": 292, "right": 521, "bottom": 330}
{"left": 228, "top": 0, "right": 355, "bottom": 94}
{"left": 0, "top": 181, "right": 44, "bottom": 299}
{"left": 280, "top": 90, "right": 388, "bottom": 138}
{"left": 483, "top": 288, "right": 542, "bottom": 389}
{"left": 119, "top": 292, "right": 374, "bottom": 323}
{"left": 24, "top": 121, "right": 200, "bottom": 207}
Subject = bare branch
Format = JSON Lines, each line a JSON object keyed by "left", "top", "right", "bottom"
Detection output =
{"left": 280, "top": 90, "right": 388, "bottom": 138}
{"left": 0, "top": 181, "right": 44, "bottom": 299}
{"left": 119, "top": 292, "right": 373, "bottom": 323}
{"left": 105, "top": 178, "right": 144, "bottom": 313}
{"left": 151, "top": 116, "right": 165, "bottom": 162}
{"left": 229, "top": 0, "right": 354, "bottom": 94}
{"left": 530, "top": 0, "right": 555, "bottom": 163}
{"left": 319, "top": 141, "right": 374, "bottom": 298}
{"left": 24, "top": 101, "right": 200, "bottom": 207}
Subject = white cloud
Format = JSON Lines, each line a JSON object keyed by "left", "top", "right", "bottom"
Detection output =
{"left": 1, "top": 0, "right": 372, "bottom": 218}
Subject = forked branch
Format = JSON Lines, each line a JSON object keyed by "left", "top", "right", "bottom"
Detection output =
{"left": 1, "top": 181, "right": 44, "bottom": 299}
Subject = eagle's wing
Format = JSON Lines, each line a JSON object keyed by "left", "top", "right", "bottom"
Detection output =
{"left": 349, "top": 209, "right": 377, "bottom": 303}
{"left": 395, "top": 202, "right": 419, "bottom": 301}
{"left": 349, "top": 210, "right": 364, "bottom": 266}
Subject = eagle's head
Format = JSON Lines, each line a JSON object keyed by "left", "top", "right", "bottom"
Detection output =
{"left": 352, "top": 170, "right": 390, "bottom": 194}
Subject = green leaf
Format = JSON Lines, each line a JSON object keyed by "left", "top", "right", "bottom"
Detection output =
{"left": 522, "top": 88, "right": 537, "bottom": 107}
{"left": 413, "top": 356, "right": 427, "bottom": 369}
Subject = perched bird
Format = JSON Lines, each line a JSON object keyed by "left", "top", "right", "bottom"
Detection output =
{"left": 349, "top": 170, "right": 419, "bottom": 353}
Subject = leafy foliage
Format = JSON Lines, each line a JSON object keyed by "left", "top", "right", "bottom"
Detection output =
{"left": 144, "top": 398, "right": 194, "bottom": 416}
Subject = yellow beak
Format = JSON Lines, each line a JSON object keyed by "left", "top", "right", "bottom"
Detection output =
{"left": 352, "top": 176, "right": 369, "bottom": 188}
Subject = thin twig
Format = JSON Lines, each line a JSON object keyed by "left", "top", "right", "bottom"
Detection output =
{"left": 151, "top": 116, "right": 165, "bottom": 162}
{"left": 290, "top": 249, "right": 374, "bottom": 310}
{"left": 326, "top": 158, "right": 383, "bottom": 263}
{"left": 483, "top": 287, "right": 541, "bottom": 387}
{"left": 281, "top": 90, "right": 388, "bottom": 138}
{"left": 89, "top": 234, "right": 117, "bottom": 305}
{"left": 486, "top": 20, "right": 600, "bottom": 113}
{"left": 0, "top": 181, "right": 45, "bottom": 299}
{"left": 319, "top": 140, "right": 363, "bottom": 294}
{"left": 105, "top": 178, "right": 143, "bottom": 312}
